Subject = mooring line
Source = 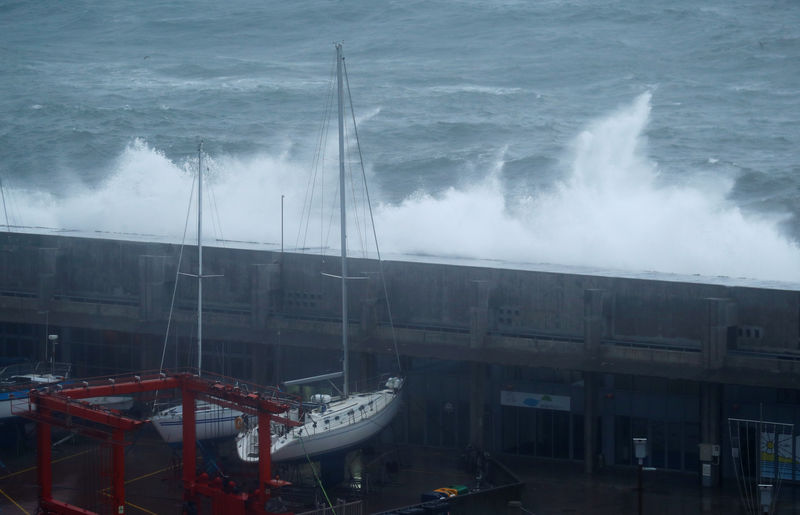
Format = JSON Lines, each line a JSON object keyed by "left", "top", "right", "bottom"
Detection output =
{"left": 0, "top": 487, "right": 30, "bottom": 514}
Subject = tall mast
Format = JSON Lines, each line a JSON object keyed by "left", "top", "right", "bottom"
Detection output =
{"left": 336, "top": 43, "right": 349, "bottom": 397}
{"left": 197, "top": 141, "right": 203, "bottom": 376}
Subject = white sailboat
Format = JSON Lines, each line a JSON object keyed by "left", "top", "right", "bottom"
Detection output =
{"left": 236, "top": 43, "right": 403, "bottom": 464}
{"left": 0, "top": 360, "right": 71, "bottom": 421}
{"left": 151, "top": 142, "right": 243, "bottom": 444}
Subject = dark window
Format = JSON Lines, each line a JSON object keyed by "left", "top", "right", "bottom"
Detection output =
{"left": 553, "top": 412, "right": 570, "bottom": 459}
{"left": 684, "top": 422, "right": 700, "bottom": 472}
{"left": 667, "top": 422, "right": 682, "bottom": 470}
{"left": 572, "top": 414, "right": 585, "bottom": 460}
{"left": 651, "top": 421, "right": 665, "bottom": 469}
{"left": 615, "top": 416, "right": 632, "bottom": 465}
{"left": 519, "top": 408, "right": 535, "bottom": 455}
{"left": 501, "top": 406, "right": 518, "bottom": 454}
{"left": 537, "top": 410, "right": 553, "bottom": 458}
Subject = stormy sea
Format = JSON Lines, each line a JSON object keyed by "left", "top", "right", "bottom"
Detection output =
{"left": 1, "top": 0, "right": 798, "bottom": 287}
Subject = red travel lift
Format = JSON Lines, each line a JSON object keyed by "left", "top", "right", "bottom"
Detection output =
{"left": 18, "top": 371, "right": 300, "bottom": 515}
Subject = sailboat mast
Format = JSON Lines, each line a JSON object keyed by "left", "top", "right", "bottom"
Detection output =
{"left": 336, "top": 43, "right": 349, "bottom": 397}
{"left": 197, "top": 141, "right": 203, "bottom": 377}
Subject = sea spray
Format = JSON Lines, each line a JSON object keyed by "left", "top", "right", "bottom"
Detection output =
{"left": 3, "top": 95, "right": 798, "bottom": 283}
{"left": 373, "top": 93, "right": 800, "bottom": 282}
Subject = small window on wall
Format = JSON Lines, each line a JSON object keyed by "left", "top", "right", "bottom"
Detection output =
{"left": 496, "top": 306, "right": 522, "bottom": 328}
{"left": 737, "top": 325, "right": 764, "bottom": 340}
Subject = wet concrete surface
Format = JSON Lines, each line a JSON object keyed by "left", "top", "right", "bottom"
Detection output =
{"left": 1, "top": 425, "right": 800, "bottom": 514}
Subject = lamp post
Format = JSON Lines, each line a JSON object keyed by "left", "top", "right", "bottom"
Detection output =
{"left": 48, "top": 334, "right": 58, "bottom": 374}
{"left": 758, "top": 484, "right": 772, "bottom": 515}
{"left": 633, "top": 437, "right": 648, "bottom": 515}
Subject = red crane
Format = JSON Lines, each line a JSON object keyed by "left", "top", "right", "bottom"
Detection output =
{"left": 18, "top": 372, "right": 300, "bottom": 515}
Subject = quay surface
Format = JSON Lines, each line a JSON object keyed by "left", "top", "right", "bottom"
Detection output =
{"left": 0, "top": 427, "right": 783, "bottom": 514}
{"left": 2, "top": 232, "right": 800, "bottom": 501}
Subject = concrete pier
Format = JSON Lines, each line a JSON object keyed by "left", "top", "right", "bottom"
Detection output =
{"left": 2, "top": 233, "right": 797, "bottom": 383}
{"left": 1, "top": 231, "right": 800, "bottom": 491}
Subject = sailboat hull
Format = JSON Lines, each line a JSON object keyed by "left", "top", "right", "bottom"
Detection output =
{"left": 151, "top": 401, "right": 243, "bottom": 445}
{"left": 0, "top": 363, "right": 70, "bottom": 421}
{"left": 236, "top": 385, "right": 402, "bottom": 463}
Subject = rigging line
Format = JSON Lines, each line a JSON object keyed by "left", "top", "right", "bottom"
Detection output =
{"left": 744, "top": 421, "right": 755, "bottom": 514}
{"left": 344, "top": 122, "right": 368, "bottom": 257}
{"left": 154, "top": 167, "right": 197, "bottom": 414}
{"left": 298, "top": 434, "right": 337, "bottom": 515}
{"left": 0, "top": 173, "right": 10, "bottom": 232}
{"left": 758, "top": 404, "right": 762, "bottom": 486}
{"left": 319, "top": 76, "right": 336, "bottom": 255}
{"left": 731, "top": 421, "right": 749, "bottom": 515}
{"left": 323, "top": 176, "right": 340, "bottom": 255}
{"left": 158, "top": 173, "right": 197, "bottom": 376}
{"left": 207, "top": 170, "right": 226, "bottom": 248}
{"left": 774, "top": 424, "right": 792, "bottom": 511}
{"left": 343, "top": 58, "right": 403, "bottom": 374}
{"left": 768, "top": 425, "right": 780, "bottom": 504}
{"left": 741, "top": 422, "right": 752, "bottom": 515}
{"left": 301, "top": 78, "right": 333, "bottom": 253}
{"left": 778, "top": 425, "right": 791, "bottom": 508}
{"left": 766, "top": 425, "right": 777, "bottom": 509}
{"left": 729, "top": 421, "right": 742, "bottom": 512}
{"left": 298, "top": 55, "right": 337, "bottom": 253}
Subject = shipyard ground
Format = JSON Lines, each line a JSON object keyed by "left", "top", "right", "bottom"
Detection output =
{"left": 0, "top": 425, "right": 796, "bottom": 514}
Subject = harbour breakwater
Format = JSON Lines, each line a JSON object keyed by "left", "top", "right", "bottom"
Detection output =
{"left": 0, "top": 231, "right": 797, "bottom": 389}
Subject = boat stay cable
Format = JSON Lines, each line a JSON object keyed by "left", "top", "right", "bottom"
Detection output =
{"left": 342, "top": 58, "right": 403, "bottom": 376}
{"left": 297, "top": 58, "right": 337, "bottom": 254}
{"left": 0, "top": 173, "right": 11, "bottom": 232}
{"left": 155, "top": 167, "right": 196, "bottom": 413}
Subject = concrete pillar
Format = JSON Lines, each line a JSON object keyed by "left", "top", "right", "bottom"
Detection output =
{"left": 59, "top": 326, "right": 72, "bottom": 368}
{"left": 251, "top": 262, "right": 281, "bottom": 328}
{"left": 138, "top": 255, "right": 168, "bottom": 321}
{"left": 137, "top": 333, "right": 153, "bottom": 372}
{"left": 359, "top": 272, "right": 380, "bottom": 338}
{"left": 356, "top": 351, "right": 377, "bottom": 390}
{"left": 470, "top": 280, "right": 490, "bottom": 349}
{"left": 360, "top": 299, "right": 378, "bottom": 338}
{"left": 601, "top": 375, "right": 614, "bottom": 468}
{"left": 700, "top": 382, "right": 722, "bottom": 487}
{"left": 584, "top": 289, "right": 604, "bottom": 355}
{"left": 469, "top": 362, "right": 487, "bottom": 449}
{"left": 584, "top": 371, "right": 598, "bottom": 474}
{"left": 251, "top": 341, "right": 270, "bottom": 386}
{"left": 702, "top": 298, "right": 736, "bottom": 369}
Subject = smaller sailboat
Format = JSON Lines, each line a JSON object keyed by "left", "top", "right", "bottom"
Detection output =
{"left": 0, "top": 359, "right": 71, "bottom": 421}
{"left": 150, "top": 143, "right": 243, "bottom": 444}
{"left": 236, "top": 43, "right": 404, "bottom": 464}
{"left": 0, "top": 340, "right": 133, "bottom": 420}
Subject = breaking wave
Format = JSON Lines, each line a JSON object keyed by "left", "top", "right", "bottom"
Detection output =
{"left": 3, "top": 93, "right": 798, "bottom": 284}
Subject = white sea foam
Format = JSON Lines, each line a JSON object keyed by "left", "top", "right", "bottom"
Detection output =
{"left": 3, "top": 94, "right": 798, "bottom": 284}
{"left": 372, "top": 93, "right": 800, "bottom": 283}
{"left": 427, "top": 85, "right": 523, "bottom": 96}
